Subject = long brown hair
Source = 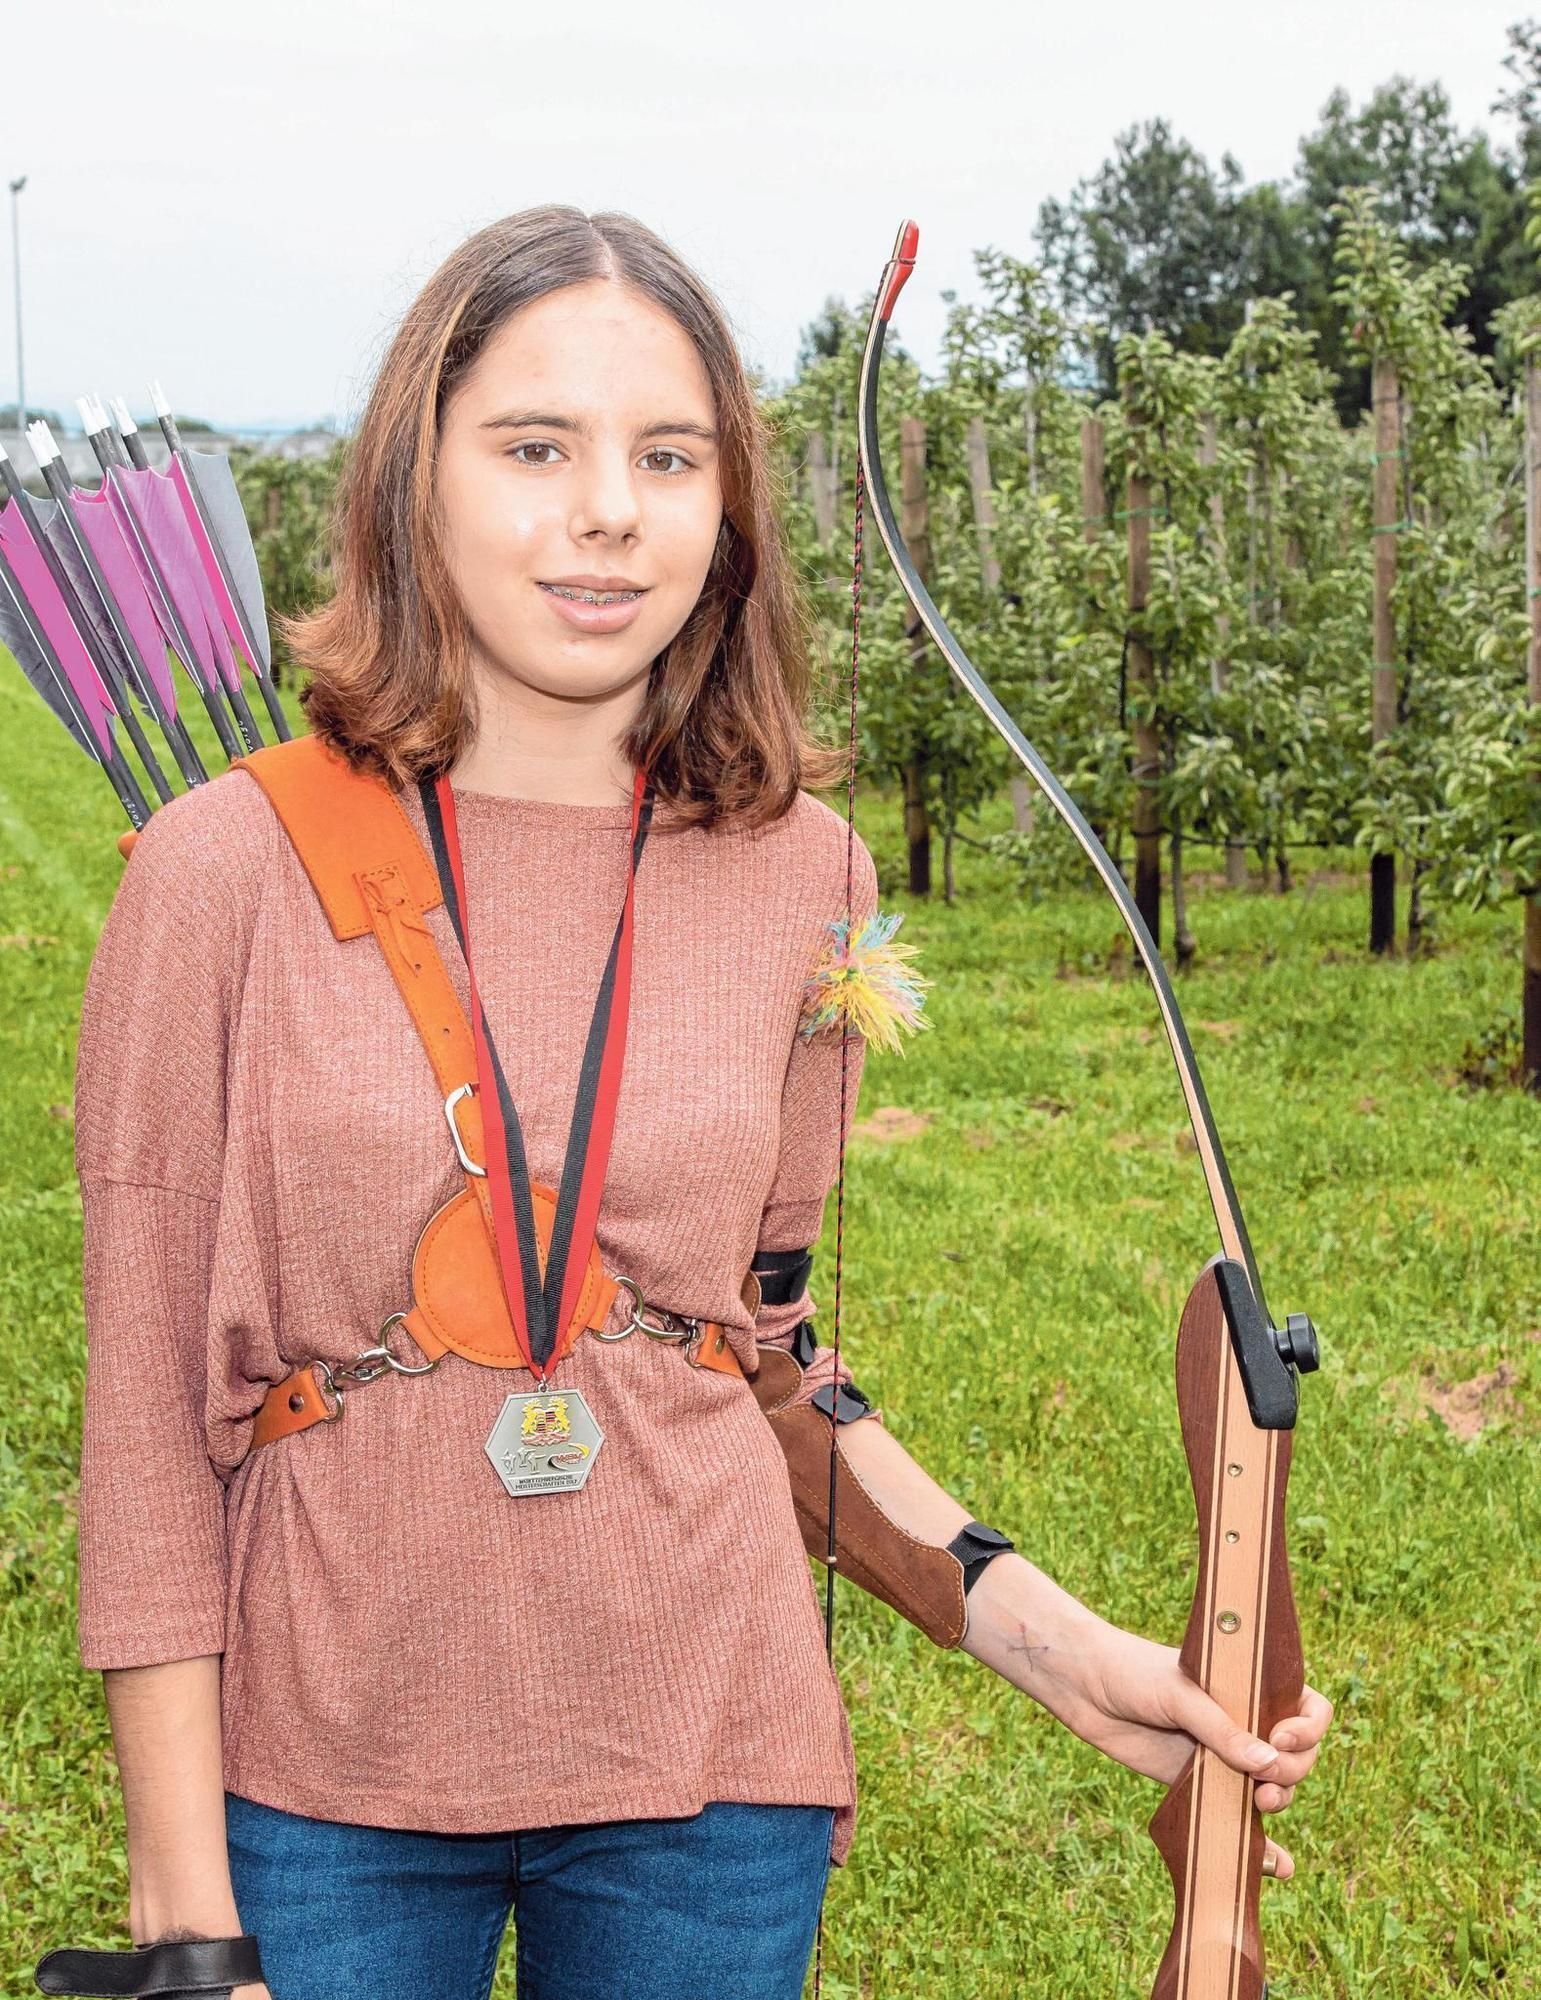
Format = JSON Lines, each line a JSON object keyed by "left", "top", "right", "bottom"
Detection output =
{"left": 289, "top": 205, "right": 843, "bottom": 828}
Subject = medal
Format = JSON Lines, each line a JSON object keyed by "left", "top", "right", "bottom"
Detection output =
{"left": 484, "top": 1387, "right": 606, "bottom": 1496}
{"left": 418, "top": 765, "right": 654, "bottom": 1492}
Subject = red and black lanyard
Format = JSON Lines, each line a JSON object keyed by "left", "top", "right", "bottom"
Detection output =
{"left": 418, "top": 767, "right": 655, "bottom": 1379}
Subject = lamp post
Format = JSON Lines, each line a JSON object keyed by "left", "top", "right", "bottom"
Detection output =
{"left": 8, "top": 174, "right": 25, "bottom": 435}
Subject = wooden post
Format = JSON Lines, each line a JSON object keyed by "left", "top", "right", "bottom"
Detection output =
{"left": 964, "top": 415, "right": 1002, "bottom": 592}
{"left": 1201, "top": 414, "right": 1248, "bottom": 891}
{"left": 1024, "top": 373, "right": 1040, "bottom": 499}
{"left": 1080, "top": 416, "right": 1105, "bottom": 543}
{"left": 1525, "top": 359, "right": 1541, "bottom": 1092}
{"left": 807, "top": 430, "right": 837, "bottom": 545}
{"left": 900, "top": 414, "right": 933, "bottom": 898}
{"left": 1078, "top": 414, "right": 1114, "bottom": 858}
{"left": 1126, "top": 449, "right": 1162, "bottom": 943}
{"left": 1370, "top": 356, "right": 1400, "bottom": 955}
{"left": 967, "top": 414, "right": 1034, "bottom": 838}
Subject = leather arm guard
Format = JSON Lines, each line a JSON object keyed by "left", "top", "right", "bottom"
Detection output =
{"left": 33, "top": 1933, "right": 265, "bottom": 1997}
{"left": 749, "top": 1250, "right": 1015, "bottom": 1651}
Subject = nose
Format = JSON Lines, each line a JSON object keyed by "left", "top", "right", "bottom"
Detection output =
{"left": 571, "top": 444, "right": 643, "bottom": 544}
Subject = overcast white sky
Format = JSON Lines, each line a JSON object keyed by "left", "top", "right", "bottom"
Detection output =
{"left": 5, "top": 0, "right": 1531, "bottom": 428}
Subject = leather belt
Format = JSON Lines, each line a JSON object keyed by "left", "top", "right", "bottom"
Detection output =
{"left": 251, "top": 1296, "right": 747, "bottom": 1452}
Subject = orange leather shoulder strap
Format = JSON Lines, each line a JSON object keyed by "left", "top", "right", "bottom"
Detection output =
{"left": 230, "top": 733, "right": 622, "bottom": 1381}
{"left": 231, "top": 735, "right": 444, "bottom": 940}
{"left": 233, "top": 733, "right": 481, "bottom": 1138}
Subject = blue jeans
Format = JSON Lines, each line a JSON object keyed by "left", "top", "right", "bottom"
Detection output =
{"left": 225, "top": 1791, "right": 836, "bottom": 2000}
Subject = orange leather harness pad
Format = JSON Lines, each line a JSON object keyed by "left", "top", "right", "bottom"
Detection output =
{"left": 210, "top": 736, "right": 744, "bottom": 1447}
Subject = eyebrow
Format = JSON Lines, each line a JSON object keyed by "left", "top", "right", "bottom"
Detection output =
{"left": 480, "top": 408, "right": 718, "bottom": 445}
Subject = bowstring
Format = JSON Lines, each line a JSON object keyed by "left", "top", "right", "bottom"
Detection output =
{"left": 811, "top": 452, "right": 865, "bottom": 2000}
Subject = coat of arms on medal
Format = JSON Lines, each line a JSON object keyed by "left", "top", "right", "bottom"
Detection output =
{"left": 484, "top": 1388, "right": 605, "bottom": 1497}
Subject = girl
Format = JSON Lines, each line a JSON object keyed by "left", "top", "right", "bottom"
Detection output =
{"left": 68, "top": 205, "right": 1329, "bottom": 2000}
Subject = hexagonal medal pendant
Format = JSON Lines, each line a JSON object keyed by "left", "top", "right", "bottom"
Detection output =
{"left": 484, "top": 1388, "right": 605, "bottom": 1497}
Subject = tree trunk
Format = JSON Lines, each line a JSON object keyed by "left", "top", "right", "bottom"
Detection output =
{"left": 1024, "top": 373, "right": 1040, "bottom": 498}
{"left": 1408, "top": 856, "right": 1430, "bottom": 958}
{"left": 902, "top": 758, "right": 930, "bottom": 898}
{"left": 1126, "top": 460, "right": 1161, "bottom": 945}
{"left": 1200, "top": 413, "right": 1248, "bottom": 892}
{"left": 1370, "top": 355, "right": 1400, "bottom": 955}
{"left": 1260, "top": 443, "right": 1279, "bottom": 630}
{"left": 967, "top": 414, "right": 1033, "bottom": 837}
{"left": 1171, "top": 816, "right": 1196, "bottom": 969}
{"left": 1525, "top": 360, "right": 1541, "bottom": 1090}
{"left": 807, "top": 429, "right": 837, "bottom": 544}
{"left": 1080, "top": 416, "right": 1105, "bottom": 543}
{"left": 965, "top": 415, "right": 1003, "bottom": 596}
{"left": 900, "top": 415, "right": 933, "bottom": 897}
{"left": 1080, "top": 414, "right": 1113, "bottom": 855}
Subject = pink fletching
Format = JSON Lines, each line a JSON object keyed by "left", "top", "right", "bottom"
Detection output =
{"left": 103, "top": 468, "right": 234, "bottom": 696}
{"left": 109, "top": 467, "right": 241, "bottom": 693}
{"left": 0, "top": 500, "right": 119, "bottom": 759}
{"left": 169, "top": 454, "right": 258, "bottom": 674}
{"left": 68, "top": 488, "right": 182, "bottom": 713}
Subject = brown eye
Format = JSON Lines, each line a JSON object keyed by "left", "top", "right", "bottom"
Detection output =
{"left": 510, "top": 441, "right": 562, "bottom": 466}
{"left": 641, "top": 448, "right": 689, "bottom": 475}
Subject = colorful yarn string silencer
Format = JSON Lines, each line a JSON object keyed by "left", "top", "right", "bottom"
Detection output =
{"left": 799, "top": 910, "right": 930, "bottom": 1057}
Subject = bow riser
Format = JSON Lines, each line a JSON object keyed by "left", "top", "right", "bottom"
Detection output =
{"left": 854, "top": 220, "right": 1318, "bottom": 1998}
{"left": 1149, "top": 1259, "right": 1303, "bottom": 2000}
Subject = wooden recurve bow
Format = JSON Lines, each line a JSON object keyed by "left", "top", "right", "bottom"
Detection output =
{"left": 854, "top": 220, "right": 1322, "bottom": 1999}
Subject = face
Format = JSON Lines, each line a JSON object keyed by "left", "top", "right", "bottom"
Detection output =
{"left": 434, "top": 278, "right": 724, "bottom": 716}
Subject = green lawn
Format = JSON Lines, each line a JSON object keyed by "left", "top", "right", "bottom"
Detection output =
{"left": 1, "top": 650, "right": 1536, "bottom": 1996}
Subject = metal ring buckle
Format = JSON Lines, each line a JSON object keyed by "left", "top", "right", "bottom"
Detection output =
{"left": 444, "top": 1083, "right": 487, "bottom": 1178}
{"left": 308, "top": 1356, "right": 344, "bottom": 1420}
{"left": 598, "top": 1274, "right": 702, "bottom": 1345}
{"left": 591, "top": 1274, "right": 640, "bottom": 1340}
{"left": 306, "top": 1314, "right": 440, "bottom": 1416}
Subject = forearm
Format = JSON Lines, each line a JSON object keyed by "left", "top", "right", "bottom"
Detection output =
{"left": 788, "top": 1397, "right": 1331, "bottom": 1840}
{"left": 954, "top": 1550, "right": 1102, "bottom": 1684}
{"left": 833, "top": 1414, "right": 1099, "bottom": 1674}
{"left": 825, "top": 1404, "right": 972, "bottom": 1544}
{"left": 102, "top": 1655, "right": 243, "bottom": 1942}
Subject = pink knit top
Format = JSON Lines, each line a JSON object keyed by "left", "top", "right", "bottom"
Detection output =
{"left": 72, "top": 761, "right": 880, "bottom": 1868}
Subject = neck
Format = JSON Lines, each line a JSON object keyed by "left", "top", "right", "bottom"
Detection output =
{"left": 450, "top": 661, "right": 649, "bottom": 806}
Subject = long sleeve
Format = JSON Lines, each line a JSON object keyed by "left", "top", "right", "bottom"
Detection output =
{"left": 43, "top": 772, "right": 896, "bottom": 1850}
{"left": 754, "top": 827, "right": 886, "bottom": 1418}
{"left": 72, "top": 776, "right": 268, "bottom": 1669}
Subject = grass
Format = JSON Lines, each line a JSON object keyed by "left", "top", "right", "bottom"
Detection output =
{"left": 1, "top": 649, "right": 1537, "bottom": 1996}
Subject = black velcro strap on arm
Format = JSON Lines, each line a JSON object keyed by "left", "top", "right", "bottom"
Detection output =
{"left": 750, "top": 1245, "right": 815, "bottom": 1307}
{"left": 810, "top": 1379, "right": 879, "bottom": 1425}
{"left": 34, "top": 1935, "right": 265, "bottom": 1997}
{"left": 789, "top": 1318, "right": 820, "bottom": 1368}
{"left": 943, "top": 1520, "right": 1017, "bottom": 1595}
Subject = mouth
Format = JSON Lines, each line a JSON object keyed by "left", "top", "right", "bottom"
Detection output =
{"left": 534, "top": 578, "right": 652, "bottom": 634}
{"left": 537, "top": 582, "right": 648, "bottom": 605}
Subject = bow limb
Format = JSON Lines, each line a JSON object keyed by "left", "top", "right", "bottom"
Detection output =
{"left": 858, "top": 222, "right": 1266, "bottom": 1317}
{"left": 856, "top": 221, "right": 1321, "bottom": 2000}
